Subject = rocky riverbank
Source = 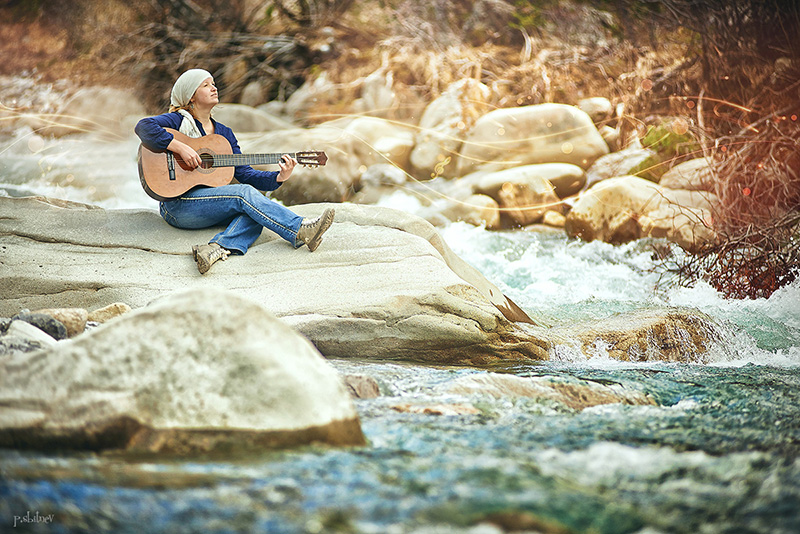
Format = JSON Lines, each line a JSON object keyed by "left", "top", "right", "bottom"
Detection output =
{"left": 0, "top": 67, "right": 731, "bottom": 457}
{"left": 0, "top": 193, "right": 729, "bottom": 454}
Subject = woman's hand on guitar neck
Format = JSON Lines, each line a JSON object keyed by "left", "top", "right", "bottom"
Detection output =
{"left": 167, "top": 138, "right": 202, "bottom": 169}
{"left": 277, "top": 154, "right": 298, "bottom": 182}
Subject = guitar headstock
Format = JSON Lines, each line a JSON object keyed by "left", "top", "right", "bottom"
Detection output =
{"left": 296, "top": 151, "right": 328, "bottom": 167}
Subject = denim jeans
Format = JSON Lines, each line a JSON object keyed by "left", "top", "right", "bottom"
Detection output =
{"left": 159, "top": 184, "right": 304, "bottom": 254}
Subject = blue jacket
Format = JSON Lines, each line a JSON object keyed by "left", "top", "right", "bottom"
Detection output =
{"left": 134, "top": 112, "right": 281, "bottom": 192}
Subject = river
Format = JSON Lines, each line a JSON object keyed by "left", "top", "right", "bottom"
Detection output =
{"left": 1, "top": 121, "right": 799, "bottom": 533}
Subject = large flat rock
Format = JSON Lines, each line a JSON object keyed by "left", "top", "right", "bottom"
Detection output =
{"left": 0, "top": 196, "right": 549, "bottom": 365}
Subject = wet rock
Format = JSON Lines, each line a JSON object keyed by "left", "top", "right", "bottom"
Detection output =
{"left": 559, "top": 307, "right": 725, "bottom": 363}
{"left": 0, "top": 288, "right": 365, "bottom": 453}
{"left": 480, "top": 510, "right": 572, "bottom": 534}
{"left": 446, "top": 372, "right": 654, "bottom": 410}
{"left": 341, "top": 374, "right": 381, "bottom": 399}
{"left": 391, "top": 403, "right": 481, "bottom": 415}
{"left": 542, "top": 210, "right": 566, "bottom": 228}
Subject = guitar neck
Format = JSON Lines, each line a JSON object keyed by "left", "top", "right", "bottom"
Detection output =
{"left": 211, "top": 153, "right": 296, "bottom": 168}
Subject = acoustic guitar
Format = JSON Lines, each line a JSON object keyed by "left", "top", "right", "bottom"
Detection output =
{"left": 137, "top": 128, "right": 327, "bottom": 201}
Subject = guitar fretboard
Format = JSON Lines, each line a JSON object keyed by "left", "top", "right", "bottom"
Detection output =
{"left": 210, "top": 153, "right": 297, "bottom": 167}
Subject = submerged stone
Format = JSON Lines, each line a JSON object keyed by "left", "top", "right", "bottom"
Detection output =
{"left": 557, "top": 307, "right": 725, "bottom": 363}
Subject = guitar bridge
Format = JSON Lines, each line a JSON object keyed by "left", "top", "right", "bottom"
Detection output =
{"left": 167, "top": 152, "right": 176, "bottom": 181}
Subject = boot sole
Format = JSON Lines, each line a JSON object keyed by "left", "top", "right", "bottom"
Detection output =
{"left": 306, "top": 208, "right": 335, "bottom": 252}
{"left": 192, "top": 245, "right": 212, "bottom": 274}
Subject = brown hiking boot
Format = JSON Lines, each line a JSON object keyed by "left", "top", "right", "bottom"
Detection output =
{"left": 296, "top": 208, "right": 335, "bottom": 252}
{"left": 192, "top": 243, "right": 230, "bottom": 274}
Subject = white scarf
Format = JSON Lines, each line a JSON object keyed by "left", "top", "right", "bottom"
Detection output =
{"left": 177, "top": 109, "right": 203, "bottom": 138}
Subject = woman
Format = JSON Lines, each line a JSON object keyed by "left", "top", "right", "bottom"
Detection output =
{"left": 135, "top": 68, "right": 334, "bottom": 274}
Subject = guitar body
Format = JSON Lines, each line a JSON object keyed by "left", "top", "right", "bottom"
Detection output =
{"left": 138, "top": 129, "right": 235, "bottom": 201}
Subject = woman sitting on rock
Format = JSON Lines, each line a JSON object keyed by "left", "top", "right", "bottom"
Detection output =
{"left": 135, "top": 68, "right": 334, "bottom": 274}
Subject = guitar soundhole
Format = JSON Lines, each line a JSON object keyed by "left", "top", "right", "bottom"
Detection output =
{"left": 199, "top": 153, "right": 215, "bottom": 172}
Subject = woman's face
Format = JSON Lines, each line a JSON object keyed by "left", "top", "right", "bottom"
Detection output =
{"left": 192, "top": 77, "right": 219, "bottom": 108}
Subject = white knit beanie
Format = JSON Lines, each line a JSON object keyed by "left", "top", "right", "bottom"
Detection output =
{"left": 170, "top": 69, "right": 213, "bottom": 108}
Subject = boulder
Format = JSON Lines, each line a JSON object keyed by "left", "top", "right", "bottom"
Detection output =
{"left": 0, "top": 289, "right": 365, "bottom": 453}
{"left": 359, "top": 163, "right": 408, "bottom": 188}
{"left": 474, "top": 165, "right": 564, "bottom": 226}
{"left": 351, "top": 163, "right": 409, "bottom": 204}
{"left": 585, "top": 145, "right": 656, "bottom": 190}
{"left": 34, "top": 87, "right": 146, "bottom": 138}
{"left": 456, "top": 103, "right": 609, "bottom": 175}
{"left": 341, "top": 116, "right": 416, "bottom": 170}
{"left": 565, "top": 175, "right": 716, "bottom": 251}
{"left": 556, "top": 307, "right": 724, "bottom": 363}
{"left": 283, "top": 73, "right": 338, "bottom": 122}
{"left": 542, "top": 210, "right": 566, "bottom": 228}
{"left": 577, "top": 97, "right": 613, "bottom": 124}
{"left": 240, "top": 80, "right": 266, "bottom": 107}
{"left": 659, "top": 157, "right": 714, "bottom": 191}
{"left": 0, "top": 197, "right": 727, "bottom": 365}
{"left": 475, "top": 162, "right": 584, "bottom": 200}
{"left": 241, "top": 124, "right": 357, "bottom": 204}
{"left": 391, "top": 403, "right": 481, "bottom": 416}
{"left": 352, "top": 68, "right": 397, "bottom": 118}
{"left": 212, "top": 103, "right": 296, "bottom": 133}
{"left": 598, "top": 125, "right": 621, "bottom": 152}
{"left": 244, "top": 117, "right": 415, "bottom": 205}
{"left": 0, "top": 196, "right": 548, "bottom": 365}
{"left": 410, "top": 79, "right": 492, "bottom": 179}
{"left": 440, "top": 194, "right": 501, "bottom": 229}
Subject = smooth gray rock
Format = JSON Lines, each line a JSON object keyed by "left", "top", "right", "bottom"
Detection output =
{"left": 0, "top": 288, "right": 365, "bottom": 453}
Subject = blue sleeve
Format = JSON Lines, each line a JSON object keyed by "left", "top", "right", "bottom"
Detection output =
{"left": 134, "top": 112, "right": 183, "bottom": 151}
{"left": 219, "top": 123, "right": 281, "bottom": 192}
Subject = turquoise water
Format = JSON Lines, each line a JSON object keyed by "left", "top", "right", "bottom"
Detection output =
{"left": 2, "top": 133, "right": 800, "bottom": 533}
{"left": 2, "top": 358, "right": 800, "bottom": 533}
